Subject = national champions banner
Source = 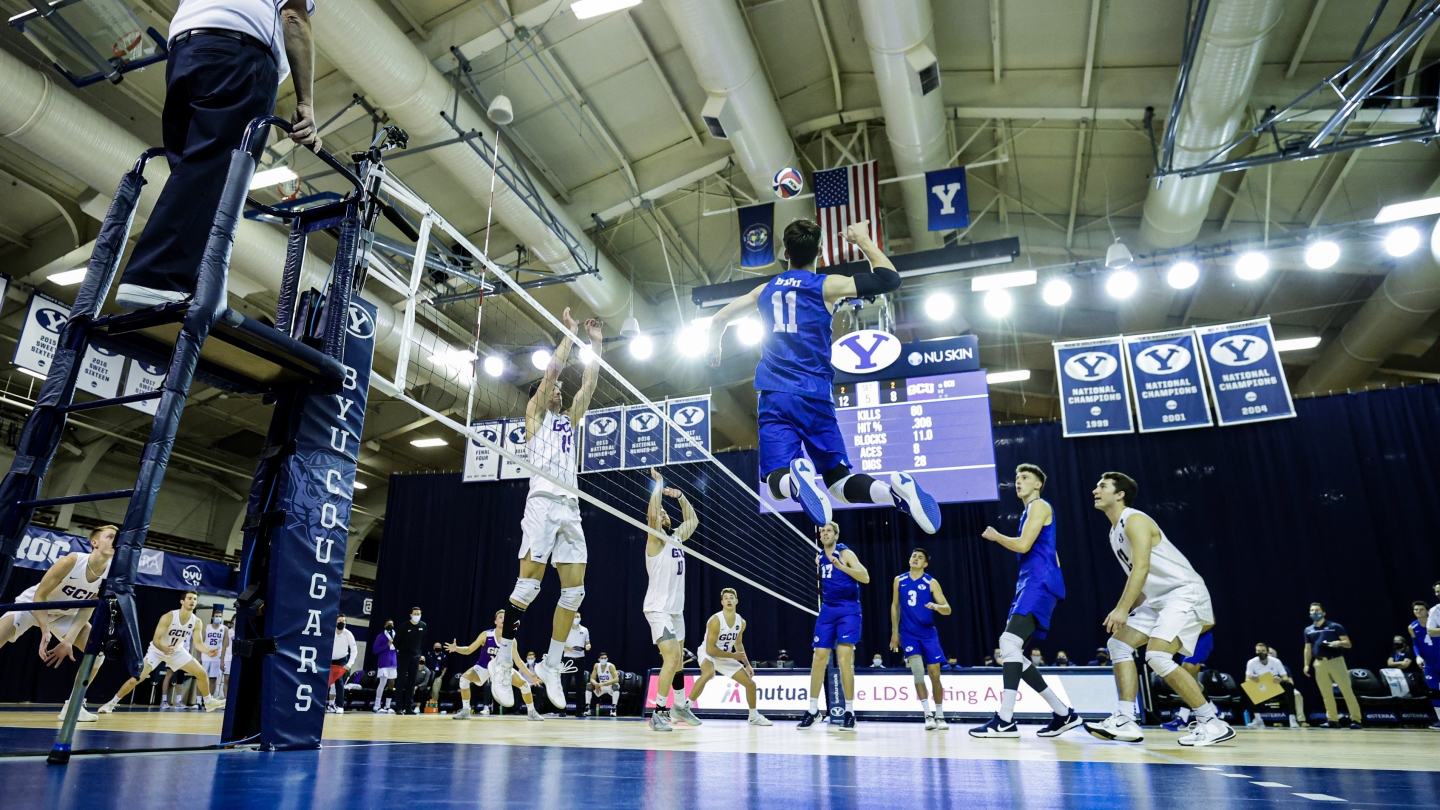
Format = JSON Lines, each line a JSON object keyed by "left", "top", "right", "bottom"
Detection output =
{"left": 254, "top": 297, "right": 376, "bottom": 751}
{"left": 15, "top": 525, "right": 236, "bottom": 595}
{"left": 1123, "top": 329, "right": 1212, "bottom": 433}
{"left": 1054, "top": 336, "right": 1134, "bottom": 437}
{"left": 1195, "top": 318, "right": 1296, "bottom": 426}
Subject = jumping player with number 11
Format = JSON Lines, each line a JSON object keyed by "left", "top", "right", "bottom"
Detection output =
{"left": 705, "top": 219, "right": 940, "bottom": 534}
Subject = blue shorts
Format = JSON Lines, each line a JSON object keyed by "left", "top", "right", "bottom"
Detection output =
{"left": 1425, "top": 665, "right": 1440, "bottom": 695}
{"left": 1183, "top": 629, "right": 1214, "bottom": 665}
{"left": 813, "top": 603, "right": 861, "bottom": 649}
{"left": 900, "top": 630, "right": 946, "bottom": 666}
{"left": 758, "top": 391, "right": 849, "bottom": 476}
{"left": 1009, "top": 584, "right": 1061, "bottom": 640}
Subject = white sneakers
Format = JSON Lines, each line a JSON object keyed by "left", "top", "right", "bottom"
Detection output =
{"left": 58, "top": 701, "right": 97, "bottom": 723}
{"left": 748, "top": 713, "right": 773, "bottom": 726}
{"left": 924, "top": 713, "right": 937, "bottom": 730}
{"left": 97, "top": 700, "right": 117, "bottom": 715}
{"left": 670, "top": 703, "right": 702, "bottom": 726}
{"left": 204, "top": 697, "right": 225, "bottom": 713}
{"left": 488, "top": 656, "right": 515, "bottom": 707}
{"left": 453, "top": 706, "right": 472, "bottom": 720}
{"left": 1178, "top": 718, "right": 1235, "bottom": 747}
{"left": 534, "top": 657, "right": 570, "bottom": 710}
{"left": 526, "top": 705, "right": 545, "bottom": 721}
{"left": 1084, "top": 713, "right": 1145, "bottom": 743}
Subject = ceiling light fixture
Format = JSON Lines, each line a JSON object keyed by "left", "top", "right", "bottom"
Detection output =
{"left": 1105, "top": 269, "right": 1138, "bottom": 299}
{"left": 353, "top": 481, "right": 369, "bottom": 490}
{"left": 1304, "top": 240, "right": 1340, "bottom": 270}
{"left": 47, "top": 268, "right": 87, "bottom": 286}
{"left": 1105, "top": 238, "right": 1134, "bottom": 269}
{"left": 1375, "top": 196, "right": 1440, "bottom": 223}
{"left": 572, "top": 0, "right": 643, "bottom": 20}
{"left": 679, "top": 319, "right": 709, "bottom": 356}
{"left": 1385, "top": 226, "right": 1421, "bottom": 257}
{"left": 16, "top": 368, "right": 46, "bottom": 380}
{"left": 969, "top": 269, "right": 1037, "bottom": 291}
{"left": 483, "top": 356, "right": 505, "bottom": 377}
{"left": 410, "top": 437, "right": 447, "bottom": 448}
{"left": 249, "top": 166, "right": 298, "bottom": 190}
{"left": 629, "top": 334, "right": 653, "bottom": 359}
{"left": 737, "top": 317, "right": 763, "bottom": 346}
{"left": 1274, "top": 336, "right": 1322, "bottom": 352}
{"left": 1041, "top": 279, "right": 1072, "bottom": 306}
{"left": 986, "top": 369, "right": 1031, "bottom": 384}
{"left": 531, "top": 348, "right": 552, "bottom": 370}
{"left": 1235, "top": 251, "right": 1269, "bottom": 280}
{"left": 923, "top": 292, "right": 954, "bottom": 320}
{"left": 427, "top": 347, "right": 478, "bottom": 368}
{"left": 983, "top": 288, "right": 1012, "bottom": 317}
{"left": 1166, "top": 261, "right": 1199, "bottom": 290}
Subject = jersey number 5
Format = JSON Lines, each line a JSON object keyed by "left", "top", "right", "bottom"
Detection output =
{"left": 771, "top": 290, "right": 798, "bottom": 333}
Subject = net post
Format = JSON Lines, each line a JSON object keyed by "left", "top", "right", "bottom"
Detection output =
{"left": 48, "top": 597, "right": 109, "bottom": 765}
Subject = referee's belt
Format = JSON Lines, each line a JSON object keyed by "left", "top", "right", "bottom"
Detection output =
{"left": 171, "top": 28, "right": 274, "bottom": 60}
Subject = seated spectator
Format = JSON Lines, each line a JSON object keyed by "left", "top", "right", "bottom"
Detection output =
{"left": 871, "top": 653, "right": 885, "bottom": 668}
{"left": 413, "top": 657, "right": 433, "bottom": 709}
{"left": 982, "top": 653, "right": 996, "bottom": 667}
{"left": 1088, "top": 647, "right": 1110, "bottom": 666}
{"left": 944, "top": 657, "right": 961, "bottom": 671}
{"left": 1389, "top": 635, "right": 1415, "bottom": 671}
{"left": 992, "top": 647, "right": 1002, "bottom": 666}
{"left": 1244, "top": 641, "right": 1300, "bottom": 728}
{"left": 1054, "top": 651, "right": 1075, "bottom": 667}
{"left": 777, "top": 650, "right": 792, "bottom": 663}
{"left": 1028, "top": 648, "right": 1045, "bottom": 666}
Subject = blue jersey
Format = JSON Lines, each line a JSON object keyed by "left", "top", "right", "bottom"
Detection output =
{"left": 1016, "top": 499, "right": 1065, "bottom": 599}
{"left": 754, "top": 271, "right": 833, "bottom": 401}
{"left": 819, "top": 542, "right": 861, "bottom": 607}
{"left": 897, "top": 572, "right": 939, "bottom": 637}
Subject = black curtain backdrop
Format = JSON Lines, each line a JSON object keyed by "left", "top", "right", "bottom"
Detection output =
{"left": 0, "top": 568, "right": 195, "bottom": 703}
{"left": 373, "top": 384, "right": 1440, "bottom": 714}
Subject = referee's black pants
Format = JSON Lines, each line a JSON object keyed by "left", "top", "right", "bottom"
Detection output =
{"left": 121, "top": 32, "right": 277, "bottom": 295}
{"left": 396, "top": 655, "right": 421, "bottom": 714}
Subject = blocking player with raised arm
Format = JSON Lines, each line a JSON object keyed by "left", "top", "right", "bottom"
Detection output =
{"left": 643, "top": 468, "right": 700, "bottom": 732}
{"left": 488, "top": 308, "right": 603, "bottom": 712}
{"left": 971, "top": 464, "right": 1082, "bottom": 738}
{"left": 890, "top": 548, "right": 952, "bottom": 730}
{"left": 1085, "top": 472, "right": 1232, "bottom": 747}
{"left": 99, "top": 590, "right": 225, "bottom": 713}
{"left": 446, "top": 611, "right": 544, "bottom": 721}
{"left": 686, "top": 588, "right": 771, "bottom": 726}
{"left": 705, "top": 219, "right": 939, "bottom": 534}
{"left": 798, "top": 522, "right": 868, "bottom": 732}
{"left": 0, "top": 524, "right": 117, "bottom": 721}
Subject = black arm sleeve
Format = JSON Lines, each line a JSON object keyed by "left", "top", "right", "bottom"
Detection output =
{"left": 850, "top": 264, "right": 902, "bottom": 297}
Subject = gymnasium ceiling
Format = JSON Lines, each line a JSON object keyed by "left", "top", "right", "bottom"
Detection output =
{"left": 2, "top": 0, "right": 1440, "bottom": 553}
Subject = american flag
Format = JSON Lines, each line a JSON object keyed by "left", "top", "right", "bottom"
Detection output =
{"left": 813, "top": 160, "right": 882, "bottom": 266}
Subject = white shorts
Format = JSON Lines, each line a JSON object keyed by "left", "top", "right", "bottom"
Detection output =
{"left": 1127, "top": 587, "right": 1214, "bottom": 657}
{"left": 223, "top": 655, "right": 231, "bottom": 675}
{"left": 700, "top": 653, "right": 744, "bottom": 679}
{"left": 519, "top": 495, "right": 586, "bottom": 565}
{"left": 465, "top": 665, "right": 491, "bottom": 686}
{"left": 592, "top": 683, "right": 617, "bottom": 695}
{"left": 645, "top": 611, "right": 685, "bottom": 645}
{"left": 377, "top": 667, "right": 398, "bottom": 679}
{"left": 202, "top": 654, "right": 225, "bottom": 678}
{"left": 3, "top": 607, "right": 82, "bottom": 640}
{"left": 144, "top": 643, "right": 194, "bottom": 673}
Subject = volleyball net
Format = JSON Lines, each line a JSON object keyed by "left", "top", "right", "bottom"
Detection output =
{"left": 359, "top": 165, "right": 821, "bottom": 616}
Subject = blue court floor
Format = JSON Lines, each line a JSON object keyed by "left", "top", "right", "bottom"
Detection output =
{"left": 0, "top": 714, "right": 1437, "bottom": 809}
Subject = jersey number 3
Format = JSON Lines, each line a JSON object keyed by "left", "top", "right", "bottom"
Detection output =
{"left": 771, "top": 290, "right": 797, "bottom": 333}
{"left": 906, "top": 590, "right": 918, "bottom": 607}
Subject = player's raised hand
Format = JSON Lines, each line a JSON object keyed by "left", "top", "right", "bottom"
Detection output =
{"left": 561, "top": 306, "right": 578, "bottom": 334}
{"left": 650, "top": 467, "right": 663, "bottom": 483}
{"left": 843, "top": 221, "right": 872, "bottom": 245}
{"left": 981, "top": 526, "right": 1003, "bottom": 543}
{"left": 663, "top": 487, "right": 682, "bottom": 499}
{"left": 584, "top": 318, "right": 603, "bottom": 343}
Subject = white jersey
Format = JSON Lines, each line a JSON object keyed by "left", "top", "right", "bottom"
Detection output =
{"left": 527, "top": 409, "right": 577, "bottom": 500}
{"left": 203, "top": 623, "right": 226, "bottom": 655}
{"left": 702, "top": 611, "right": 745, "bottom": 659}
{"left": 160, "top": 610, "right": 199, "bottom": 652}
{"left": 643, "top": 536, "right": 686, "bottom": 614}
{"left": 1108, "top": 507, "right": 1207, "bottom": 602}
{"left": 18, "top": 552, "right": 110, "bottom": 615}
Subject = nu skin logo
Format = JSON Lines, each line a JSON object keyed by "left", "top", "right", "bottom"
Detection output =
{"left": 629, "top": 412, "right": 660, "bottom": 433}
{"left": 1134, "top": 344, "right": 1192, "bottom": 375}
{"left": 673, "top": 405, "right": 705, "bottom": 427}
{"left": 1209, "top": 334, "right": 1269, "bottom": 366}
{"left": 1063, "top": 351, "right": 1118, "bottom": 381}
{"left": 831, "top": 330, "right": 901, "bottom": 374}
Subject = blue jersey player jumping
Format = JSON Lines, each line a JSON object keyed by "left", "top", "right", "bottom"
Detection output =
{"left": 971, "top": 463, "right": 1082, "bottom": 738}
{"left": 890, "top": 548, "right": 952, "bottom": 730}
{"left": 798, "top": 522, "right": 868, "bottom": 731}
{"left": 705, "top": 218, "right": 940, "bottom": 535}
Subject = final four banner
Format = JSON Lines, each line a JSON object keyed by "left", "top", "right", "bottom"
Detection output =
{"left": 665, "top": 396, "right": 711, "bottom": 464}
{"left": 622, "top": 404, "right": 665, "bottom": 468}
{"left": 462, "top": 419, "right": 503, "bottom": 482}
{"left": 925, "top": 166, "right": 970, "bottom": 230}
{"left": 1195, "top": 318, "right": 1296, "bottom": 426}
{"left": 739, "top": 203, "right": 775, "bottom": 268}
{"left": 1054, "top": 336, "right": 1134, "bottom": 438}
{"left": 1123, "top": 329, "right": 1212, "bottom": 433}
{"left": 581, "top": 407, "right": 624, "bottom": 473}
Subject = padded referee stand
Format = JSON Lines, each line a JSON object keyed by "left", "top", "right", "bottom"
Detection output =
{"left": 0, "top": 115, "right": 381, "bottom": 759}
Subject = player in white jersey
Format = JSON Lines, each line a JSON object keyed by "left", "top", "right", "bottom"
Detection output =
{"left": 0, "top": 525, "right": 117, "bottom": 721}
{"left": 686, "top": 588, "right": 772, "bottom": 726}
{"left": 490, "top": 309, "right": 603, "bottom": 712}
{"left": 587, "top": 654, "right": 619, "bottom": 716}
{"left": 99, "top": 590, "right": 225, "bottom": 713}
{"left": 643, "top": 468, "right": 700, "bottom": 731}
{"left": 1085, "top": 472, "right": 1232, "bottom": 747}
{"left": 200, "top": 605, "right": 230, "bottom": 700}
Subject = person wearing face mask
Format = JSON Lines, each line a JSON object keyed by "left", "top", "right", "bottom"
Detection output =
{"left": 373, "top": 620, "right": 397, "bottom": 714}
{"left": 1302, "top": 602, "right": 1362, "bottom": 729}
{"left": 1244, "top": 642, "right": 1300, "bottom": 728}
{"left": 1389, "top": 635, "right": 1415, "bottom": 672}
{"left": 393, "top": 607, "right": 428, "bottom": 715}
{"left": 427, "top": 642, "right": 449, "bottom": 707}
{"left": 1054, "top": 652, "right": 1073, "bottom": 667}
{"left": 871, "top": 654, "right": 885, "bottom": 668}
{"left": 561, "top": 613, "right": 591, "bottom": 716}
{"left": 1029, "top": 649, "right": 1046, "bottom": 666}
{"left": 588, "top": 653, "right": 619, "bottom": 716}
{"left": 201, "top": 606, "right": 230, "bottom": 700}
{"left": 327, "top": 614, "right": 357, "bottom": 713}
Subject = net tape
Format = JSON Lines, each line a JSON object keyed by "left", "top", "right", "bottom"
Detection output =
{"left": 362, "top": 166, "right": 822, "bottom": 616}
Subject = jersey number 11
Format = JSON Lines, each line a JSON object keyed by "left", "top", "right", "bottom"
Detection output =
{"left": 772, "top": 291, "right": 798, "bottom": 333}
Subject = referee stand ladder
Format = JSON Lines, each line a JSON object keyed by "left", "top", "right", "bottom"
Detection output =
{"left": 0, "top": 115, "right": 400, "bottom": 763}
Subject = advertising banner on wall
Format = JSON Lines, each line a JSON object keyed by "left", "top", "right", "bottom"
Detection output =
{"left": 1123, "top": 329, "right": 1212, "bottom": 433}
{"left": 1053, "top": 336, "right": 1134, "bottom": 437}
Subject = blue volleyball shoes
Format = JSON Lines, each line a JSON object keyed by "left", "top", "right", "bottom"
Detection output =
{"left": 891, "top": 472, "right": 940, "bottom": 534}
{"left": 789, "top": 458, "right": 832, "bottom": 526}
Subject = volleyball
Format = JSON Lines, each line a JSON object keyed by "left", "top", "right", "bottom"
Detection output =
{"left": 772, "top": 167, "right": 803, "bottom": 199}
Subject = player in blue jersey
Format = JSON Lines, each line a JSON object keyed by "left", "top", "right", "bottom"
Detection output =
{"left": 1411, "top": 598, "right": 1440, "bottom": 728}
{"left": 705, "top": 219, "right": 939, "bottom": 535}
{"left": 1161, "top": 627, "right": 1217, "bottom": 731}
{"left": 890, "top": 548, "right": 952, "bottom": 730}
{"left": 971, "top": 464, "right": 1082, "bottom": 738}
{"left": 798, "top": 522, "right": 869, "bottom": 731}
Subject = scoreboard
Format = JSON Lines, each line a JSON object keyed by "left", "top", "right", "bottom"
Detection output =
{"left": 760, "top": 336, "right": 998, "bottom": 514}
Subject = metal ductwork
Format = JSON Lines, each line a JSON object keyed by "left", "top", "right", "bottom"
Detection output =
{"left": 1140, "top": 0, "right": 1283, "bottom": 248}
{"left": 0, "top": 47, "right": 521, "bottom": 410}
{"left": 1297, "top": 214, "right": 1440, "bottom": 394}
{"left": 658, "top": 0, "right": 804, "bottom": 224}
{"left": 857, "top": 0, "right": 946, "bottom": 251}
{"left": 310, "top": 0, "right": 651, "bottom": 324}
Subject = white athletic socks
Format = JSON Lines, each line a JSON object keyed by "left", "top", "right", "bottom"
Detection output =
{"left": 1000, "top": 690, "right": 1018, "bottom": 722}
{"left": 809, "top": 697, "right": 819, "bottom": 712}
{"left": 1117, "top": 699, "right": 1136, "bottom": 718}
{"left": 920, "top": 698, "right": 932, "bottom": 714}
{"left": 1176, "top": 706, "right": 1192, "bottom": 722}
{"left": 545, "top": 638, "right": 565, "bottom": 666}
{"left": 867, "top": 480, "right": 891, "bottom": 503}
{"left": 934, "top": 702, "right": 944, "bottom": 718}
{"left": 748, "top": 708, "right": 762, "bottom": 720}
{"left": 1194, "top": 702, "right": 1218, "bottom": 722}
{"left": 779, "top": 473, "right": 796, "bottom": 499}
{"left": 1038, "top": 688, "right": 1068, "bottom": 715}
